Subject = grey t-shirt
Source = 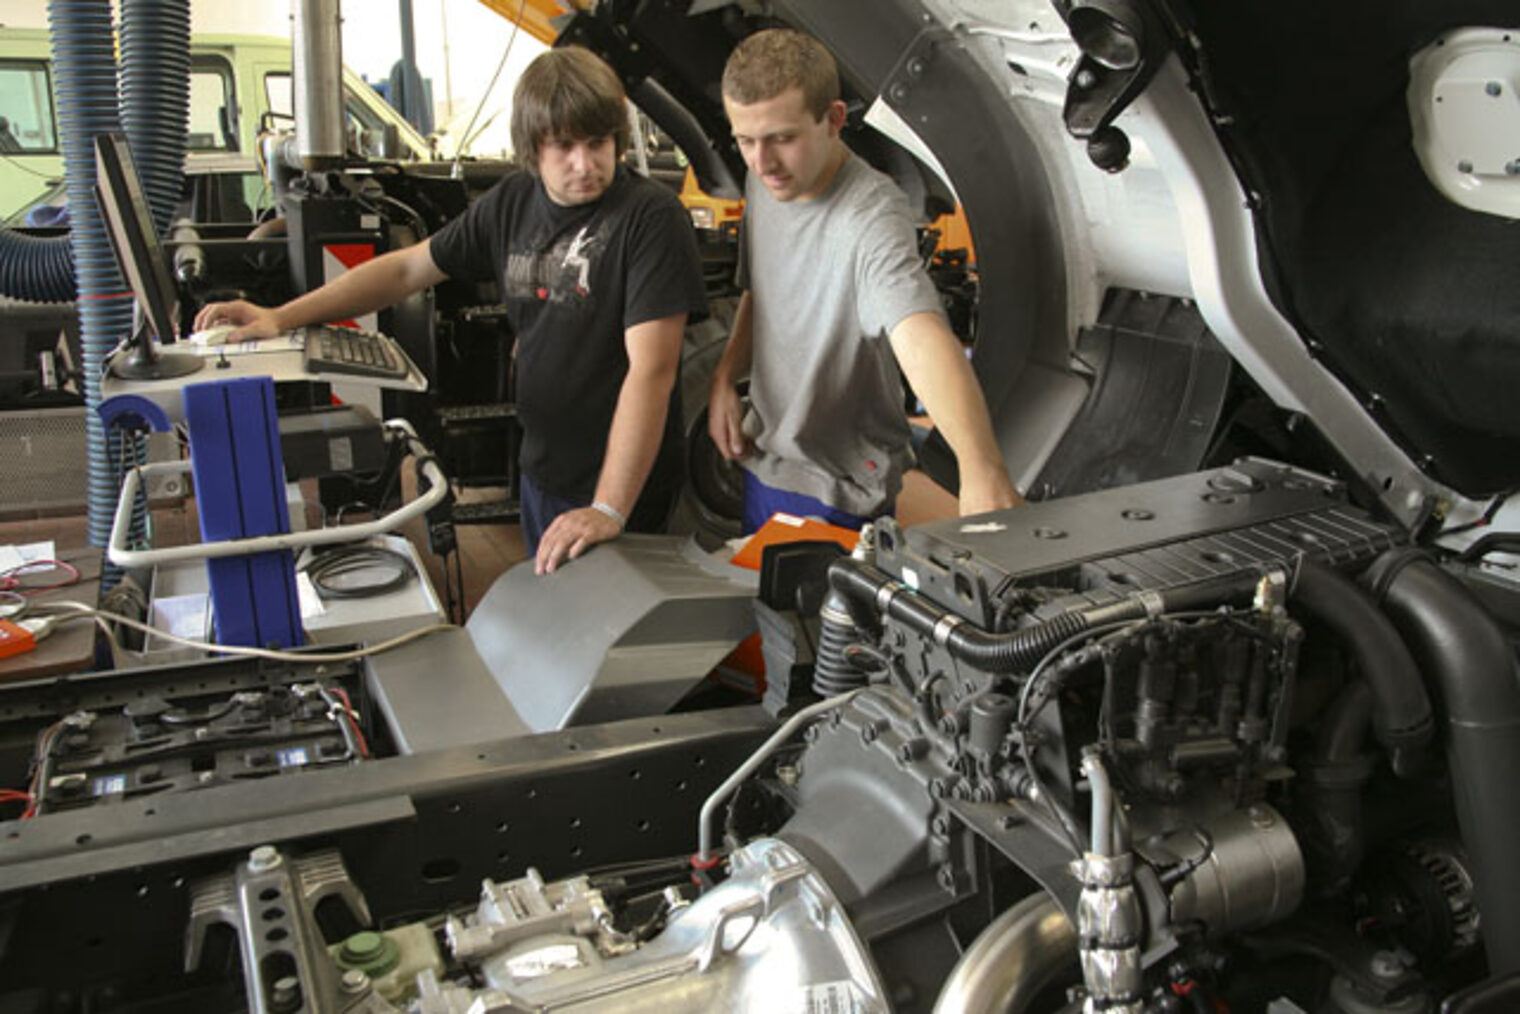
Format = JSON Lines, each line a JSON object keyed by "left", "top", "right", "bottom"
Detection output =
{"left": 738, "top": 154, "right": 945, "bottom": 515}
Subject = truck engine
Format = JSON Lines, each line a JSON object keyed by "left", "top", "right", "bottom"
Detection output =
{"left": 41, "top": 458, "right": 1503, "bottom": 1014}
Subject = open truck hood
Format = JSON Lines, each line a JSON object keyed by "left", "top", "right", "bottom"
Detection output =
{"left": 559, "top": 0, "right": 1519, "bottom": 532}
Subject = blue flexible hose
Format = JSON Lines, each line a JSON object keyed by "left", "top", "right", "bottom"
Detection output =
{"left": 119, "top": 0, "right": 190, "bottom": 234}
{"left": 48, "top": 0, "right": 136, "bottom": 554}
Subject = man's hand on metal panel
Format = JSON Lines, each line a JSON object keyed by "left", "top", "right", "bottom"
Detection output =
{"left": 534, "top": 506, "right": 623, "bottom": 575}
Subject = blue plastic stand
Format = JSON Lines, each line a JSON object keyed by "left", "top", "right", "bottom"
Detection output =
{"left": 182, "top": 376, "right": 303, "bottom": 648}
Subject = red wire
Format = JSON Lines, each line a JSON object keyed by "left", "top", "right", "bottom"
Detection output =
{"left": 0, "top": 559, "right": 81, "bottom": 595}
{"left": 331, "top": 687, "right": 370, "bottom": 758}
{"left": 25, "top": 720, "right": 62, "bottom": 819}
{"left": 0, "top": 789, "right": 33, "bottom": 819}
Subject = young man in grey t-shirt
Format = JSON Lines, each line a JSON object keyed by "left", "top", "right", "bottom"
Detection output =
{"left": 708, "top": 28, "right": 1021, "bottom": 533}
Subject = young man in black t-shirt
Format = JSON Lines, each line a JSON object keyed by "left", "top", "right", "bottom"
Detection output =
{"left": 196, "top": 47, "right": 708, "bottom": 575}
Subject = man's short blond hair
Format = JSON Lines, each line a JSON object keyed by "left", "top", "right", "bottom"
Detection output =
{"left": 721, "top": 28, "right": 840, "bottom": 121}
{"left": 511, "top": 46, "right": 629, "bottom": 174}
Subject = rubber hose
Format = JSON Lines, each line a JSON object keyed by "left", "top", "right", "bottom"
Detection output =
{"left": 46, "top": 0, "right": 140, "bottom": 558}
{"left": 1367, "top": 549, "right": 1520, "bottom": 976}
{"left": 120, "top": 0, "right": 190, "bottom": 235}
{"left": 1289, "top": 558, "right": 1432, "bottom": 776}
{"left": 812, "top": 609, "right": 867, "bottom": 696}
{"left": 827, "top": 557, "right": 1260, "bottom": 674}
{"left": 827, "top": 557, "right": 1093, "bottom": 673}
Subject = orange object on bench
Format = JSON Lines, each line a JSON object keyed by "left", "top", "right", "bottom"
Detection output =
{"left": 715, "top": 514, "right": 864, "bottom": 693}
{"left": 0, "top": 620, "right": 37, "bottom": 660}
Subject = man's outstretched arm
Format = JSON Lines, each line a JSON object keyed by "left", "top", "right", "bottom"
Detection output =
{"left": 534, "top": 312, "right": 687, "bottom": 575}
{"left": 707, "top": 290, "right": 755, "bottom": 461}
{"left": 193, "top": 240, "right": 448, "bottom": 341}
{"left": 889, "top": 311, "right": 1023, "bottom": 516}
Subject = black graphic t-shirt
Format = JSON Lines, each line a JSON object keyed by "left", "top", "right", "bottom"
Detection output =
{"left": 430, "top": 167, "right": 707, "bottom": 510}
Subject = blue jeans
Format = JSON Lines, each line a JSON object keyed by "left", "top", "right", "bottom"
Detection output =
{"left": 519, "top": 473, "right": 586, "bottom": 555}
{"left": 740, "top": 468, "right": 885, "bottom": 535}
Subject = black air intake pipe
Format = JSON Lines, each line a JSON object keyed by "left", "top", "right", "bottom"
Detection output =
{"left": 1366, "top": 549, "right": 1520, "bottom": 977}
{"left": 1289, "top": 559, "right": 1432, "bottom": 777}
{"left": 826, "top": 557, "right": 1261, "bottom": 674}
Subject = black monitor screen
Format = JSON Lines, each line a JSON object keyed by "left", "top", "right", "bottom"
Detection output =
{"left": 93, "top": 133, "right": 202, "bottom": 380}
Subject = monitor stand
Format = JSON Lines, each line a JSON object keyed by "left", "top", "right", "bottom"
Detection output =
{"left": 109, "top": 339, "right": 206, "bottom": 380}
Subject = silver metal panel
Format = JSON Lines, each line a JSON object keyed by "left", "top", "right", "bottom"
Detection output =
{"left": 366, "top": 625, "right": 531, "bottom": 752}
{"left": 466, "top": 535, "right": 759, "bottom": 733}
{"left": 0, "top": 406, "right": 179, "bottom": 515}
{"left": 884, "top": 459, "right": 1380, "bottom": 582}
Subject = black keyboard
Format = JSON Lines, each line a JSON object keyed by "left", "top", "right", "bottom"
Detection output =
{"left": 302, "top": 326, "right": 409, "bottom": 380}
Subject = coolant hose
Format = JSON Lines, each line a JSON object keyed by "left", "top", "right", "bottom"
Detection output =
{"left": 1289, "top": 558, "right": 1432, "bottom": 777}
{"left": 826, "top": 557, "right": 1262, "bottom": 674}
{"left": 1304, "top": 681, "right": 1374, "bottom": 890}
{"left": 932, "top": 892, "right": 1079, "bottom": 1014}
{"left": 1366, "top": 549, "right": 1520, "bottom": 976}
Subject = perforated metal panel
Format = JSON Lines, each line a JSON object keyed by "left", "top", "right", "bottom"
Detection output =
{"left": 0, "top": 407, "right": 182, "bottom": 516}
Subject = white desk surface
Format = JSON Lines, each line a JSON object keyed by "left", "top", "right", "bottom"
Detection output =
{"left": 101, "top": 332, "right": 427, "bottom": 423}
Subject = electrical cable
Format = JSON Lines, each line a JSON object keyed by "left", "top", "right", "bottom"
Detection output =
{"left": 452, "top": 544, "right": 467, "bottom": 623}
{"left": 35, "top": 600, "right": 454, "bottom": 664}
{"left": 451, "top": 0, "right": 526, "bottom": 171}
{"left": 1433, "top": 489, "right": 1513, "bottom": 539}
{"left": 301, "top": 543, "right": 415, "bottom": 600}
{"left": 0, "top": 558, "right": 80, "bottom": 594}
{"left": 315, "top": 684, "right": 368, "bottom": 760}
{"left": 1015, "top": 618, "right": 1151, "bottom": 855}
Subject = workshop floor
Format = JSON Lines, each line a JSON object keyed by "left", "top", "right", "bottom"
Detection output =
{"left": 0, "top": 470, "right": 957, "bottom": 623}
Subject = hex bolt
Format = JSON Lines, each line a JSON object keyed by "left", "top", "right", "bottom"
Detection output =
{"left": 931, "top": 815, "right": 951, "bottom": 837}
{"left": 937, "top": 864, "right": 957, "bottom": 892}
{"left": 270, "top": 975, "right": 302, "bottom": 1012}
{"left": 997, "top": 813, "right": 1019, "bottom": 831}
{"left": 1457, "top": 159, "right": 1473, "bottom": 173}
{"left": 775, "top": 764, "right": 799, "bottom": 786}
{"left": 247, "top": 845, "right": 281, "bottom": 872}
{"left": 341, "top": 968, "right": 369, "bottom": 994}
{"left": 860, "top": 723, "right": 879, "bottom": 744}
{"left": 1075, "top": 68, "right": 1096, "bottom": 89}
{"left": 1486, "top": 80, "right": 1502, "bottom": 97}
{"left": 898, "top": 739, "right": 927, "bottom": 763}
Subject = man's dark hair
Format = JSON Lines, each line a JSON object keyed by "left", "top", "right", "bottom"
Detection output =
{"left": 510, "top": 46, "right": 629, "bottom": 174}
{"left": 721, "top": 28, "right": 839, "bottom": 120}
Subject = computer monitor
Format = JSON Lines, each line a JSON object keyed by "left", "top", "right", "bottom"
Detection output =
{"left": 93, "top": 133, "right": 204, "bottom": 380}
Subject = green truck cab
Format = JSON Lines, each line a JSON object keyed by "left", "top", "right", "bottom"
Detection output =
{"left": 0, "top": 30, "right": 435, "bottom": 221}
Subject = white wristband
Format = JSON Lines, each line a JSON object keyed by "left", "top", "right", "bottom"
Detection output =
{"left": 590, "top": 500, "right": 627, "bottom": 529}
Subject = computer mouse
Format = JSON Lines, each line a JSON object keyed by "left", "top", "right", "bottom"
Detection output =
{"left": 189, "top": 324, "right": 240, "bottom": 346}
